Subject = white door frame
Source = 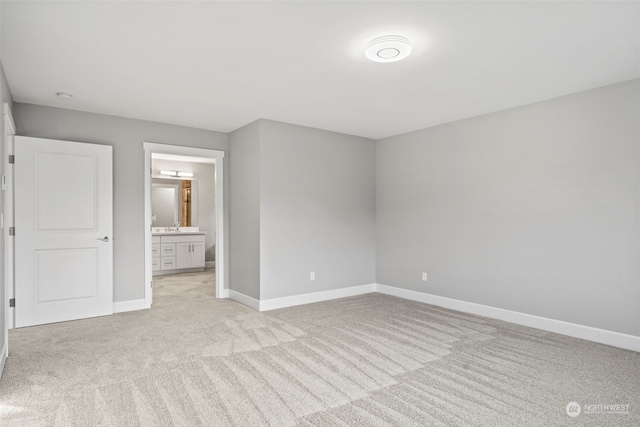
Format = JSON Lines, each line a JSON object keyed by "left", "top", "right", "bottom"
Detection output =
{"left": 4, "top": 103, "right": 15, "bottom": 335}
{"left": 143, "top": 142, "right": 226, "bottom": 307}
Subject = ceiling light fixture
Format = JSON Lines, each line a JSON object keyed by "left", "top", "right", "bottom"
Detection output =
{"left": 366, "top": 35, "right": 412, "bottom": 63}
{"left": 56, "top": 92, "right": 73, "bottom": 100}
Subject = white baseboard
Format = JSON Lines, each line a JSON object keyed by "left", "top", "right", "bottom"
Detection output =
{"left": 0, "top": 341, "right": 7, "bottom": 379}
{"left": 259, "top": 283, "right": 377, "bottom": 312}
{"left": 113, "top": 299, "right": 147, "bottom": 314}
{"left": 205, "top": 261, "right": 216, "bottom": 268}
{"left": 108, "top": 278, "right": 637, "bottom": 352}
{"left": 229, "top": 290, "right": 260, "bottom": 311}
{"left": 376, "top": 284, "right": 640, "bottom": 353}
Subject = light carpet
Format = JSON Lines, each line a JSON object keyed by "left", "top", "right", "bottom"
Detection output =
{"left": 1, "top": 269, "right": 638, "bottom": 426}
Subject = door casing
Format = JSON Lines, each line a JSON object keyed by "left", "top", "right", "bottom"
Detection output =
{"left": 143, "top": 142, "right": 226, "bottom": 307}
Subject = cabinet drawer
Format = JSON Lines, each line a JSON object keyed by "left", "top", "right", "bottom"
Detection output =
{"left": 161, "top": 256, "right": 176, "bottom": 270}
{"left": 161, "top": 243, "right": 176, "bottom": 256}
{"left": 152, "top": 257, "right": 160, "bottom": 271}
{"left": 152, "top": 244, "right": 160, "bottom": 257}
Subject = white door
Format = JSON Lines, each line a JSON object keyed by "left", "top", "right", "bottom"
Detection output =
{"left": 14, "top": 136, "right": 113, "bottom": 327}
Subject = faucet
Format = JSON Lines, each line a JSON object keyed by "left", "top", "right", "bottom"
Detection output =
{"left": 164, "top": 222, "right": 181, "bottom": 232}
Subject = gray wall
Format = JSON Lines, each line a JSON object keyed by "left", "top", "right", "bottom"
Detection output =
{"left": 0, "top": 60, "right": 14, "bottom": 369}
{"left": 152, "top": 159, "right": 216, "bottom": 262}
{"left": 13, "top": 103, "right": 229, "bottom": 302}
{"left": 229, "top": 120, "right": 261, "bottom": 299}
{"left": 229, "top": 119, "right": 376, "bottom": 301}
{"left": 376, "top": 79, "right": 640, "bottom": 336}
{"left": 8, "top": 78, "right": 638, "bottom": 340}
{"left": 260, "top": 120, "right": 376, "bottom": 300}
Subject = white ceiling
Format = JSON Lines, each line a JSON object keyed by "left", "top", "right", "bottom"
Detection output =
{"left": 2, "top": 1, "right": 639, "bottom": 139}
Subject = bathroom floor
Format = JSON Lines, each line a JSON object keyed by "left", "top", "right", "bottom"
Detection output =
{"left": 152, "top": 268, "right": 216, "bottom": 307}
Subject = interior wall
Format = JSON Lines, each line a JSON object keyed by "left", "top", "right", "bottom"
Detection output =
{"left": 151, "top": 159, "right": 216, "bottom": 262}
{"left": 229, "top": 120, "right": 261, "bottom": 299}
{"left": 12, "top": 103, "right": 229, "bottom": 302}
{"left": 8, "top": 78, "right": 638, "bottom": 340}
{"left": 376, "top": 79, "right": 640, "bottom": 336}
{"left": 260, "top": 120, "right": 376, "bottom": 300}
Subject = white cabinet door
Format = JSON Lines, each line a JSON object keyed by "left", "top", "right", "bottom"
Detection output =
{"left": 14, "top": 136, "right": 113, "bottom": 327}
{"left": 175, "top": 242, "right": 191, "bottom": 269}
{"left": 191, "top": 242, "right": 205, "bottom": 268}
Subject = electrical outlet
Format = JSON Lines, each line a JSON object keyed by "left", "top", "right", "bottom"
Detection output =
{"left": 310, "top": 272, "right": 315, "bottom": 281}
{"left": 421, "top": 272, "right": 427, "bottom": 282}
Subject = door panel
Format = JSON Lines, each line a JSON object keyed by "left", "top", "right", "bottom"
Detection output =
{"left": 14, "top": 136, "right": 113, "bottom": 327}
{"left": 191, "top": 242, "right": 205, "bottom": 268}
{"left": 176, "top": 243, "right": 191, "bottom": 269}
{"left": 36, "top": 151, "right": 98, "bottom": 230}
{"left": 35, "top": 248, "right": 98, "bottom": 302}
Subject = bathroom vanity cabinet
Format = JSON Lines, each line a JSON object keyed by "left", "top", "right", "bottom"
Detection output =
{"left": 152, "top": 232, "right": 206, "bottom": 275}
{"left": 175, "top": 241, "right": 205, "bottom": 269}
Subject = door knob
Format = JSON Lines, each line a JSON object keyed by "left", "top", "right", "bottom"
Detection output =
{"left": 97, "top": 236, "right": 110, "bottom": 242}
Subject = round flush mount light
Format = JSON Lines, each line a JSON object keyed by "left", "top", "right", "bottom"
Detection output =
{"left": 366, "top": 35, "right": 412, "bottom": 63}
{"left": 56, "top": 92, "right": 73, "bottom": 100}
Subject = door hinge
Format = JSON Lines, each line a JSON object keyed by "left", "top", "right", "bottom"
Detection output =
{"left": 9, "top": 298, "right": 15, "bottom": 308}
{"left": 150, "top": 281, "right": 153, "bottom": 288}
{"left": 9, "top": 226, "right": 15, "bottom": 236}
{"left": 8, "top": 155, "right": 14, "bottom": 164}
{"left": 1, "top": 174, "right": 6, "bottom": 190}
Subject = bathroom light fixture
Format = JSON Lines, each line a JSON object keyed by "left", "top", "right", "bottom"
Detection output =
{"left": 56, "top": 92, "right": 73, "bottom": 100}
{"left": 160, "top": 170, "right": 194, "bottom": 178}
{"left": 366, "top": 35, "right": 412, "bottom": 63}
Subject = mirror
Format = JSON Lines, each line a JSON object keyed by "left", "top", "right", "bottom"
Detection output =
{"left": 151, "top": 183, "right": 179, "bottom": 226}
{"left": 151, "top": 179, "right": 198, "bottom": 227}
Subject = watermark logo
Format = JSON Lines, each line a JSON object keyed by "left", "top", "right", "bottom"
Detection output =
{"left": 566, "top": 402, "right": 581, "bottom": 417}
{"left": 566, "top": 401, "right": 630, "bottom": 417}
{"left": 583, "top": 404, "right": 630, "bottom": 415}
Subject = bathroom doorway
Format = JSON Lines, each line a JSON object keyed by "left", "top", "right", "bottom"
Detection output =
{"left": 143, "top": 143, "right": 225, "bottom": 307}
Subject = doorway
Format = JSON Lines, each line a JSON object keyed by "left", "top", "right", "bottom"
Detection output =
{"left": 143, "top": 143, "right": 225, "bottom": 307}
